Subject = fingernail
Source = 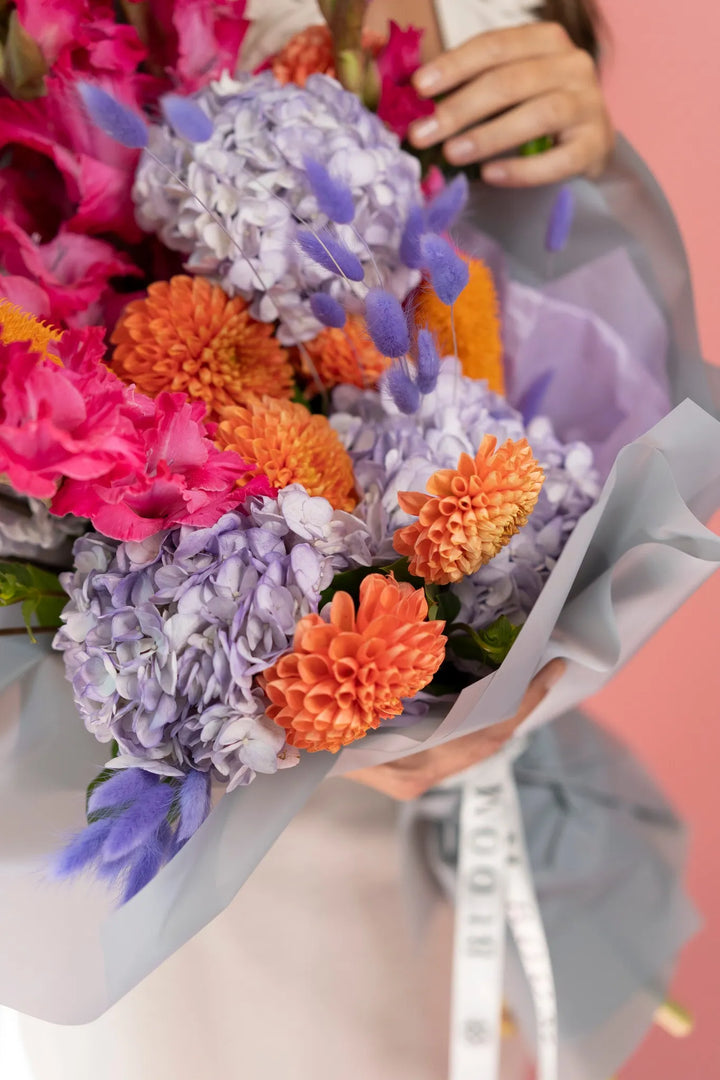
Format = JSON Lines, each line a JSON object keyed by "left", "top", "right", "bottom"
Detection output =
{"left": 414, "top": 67, "right": 441, "bottom": 93}
{"left": 483, "top": 163, "right": 508, "bottom": 183}
{"left": 445, "top": 138, "right": 474, "bottom": 164}
{"left": 410, "top": 117, "right": 439, "bottom": 145}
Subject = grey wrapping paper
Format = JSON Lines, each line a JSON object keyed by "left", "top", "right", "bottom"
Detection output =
{"left": 0, "top": 135, "right": 718, "bottom": 1023}
{"left": 402, "top": 710, "right": 698, "bottom": 1080}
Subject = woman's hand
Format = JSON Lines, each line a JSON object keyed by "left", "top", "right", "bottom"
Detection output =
{"left": 346, "top": 658, "right": 566, "bottom": 801}
{"left": 408, "top": 23, "right": 614, "bottom": 187}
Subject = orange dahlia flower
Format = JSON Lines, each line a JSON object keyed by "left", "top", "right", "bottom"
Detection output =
{"left": 261, "top": 574, "right": 446, "bottom": 753}
{"left": 217, "top": 396, "right": 358, "bottom": 512}
{"left": 0, "top": 300, "right": 62, "bottom": 361}
{"left": 110, "top": 276, "right": 294, "bottom": 421}
{"left": 393, "top": 435, "right": 544, "bottom": 585}
{"left": 270, "top": 24, "right": 384, "bottom": 86}
{"left": 296, "top": 315, "right": 390, "bottom": 391}
{"left": 413, "top": 254, "right": 505, "bottom": 394}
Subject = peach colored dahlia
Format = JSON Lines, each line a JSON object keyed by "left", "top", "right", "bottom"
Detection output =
{"left": 393, "top": 435, "right": 544, "bottom": 585}
{"left": 261, "top": 574, "right": 446, "bottom": 753}
{"left": 110, "top": 276, "right": 293, "bottom": 421}
{"left": 216, "top": 396, "right": 358, "bottom": 512}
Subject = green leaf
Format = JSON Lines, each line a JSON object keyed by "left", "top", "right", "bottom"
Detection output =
{"left": 319, "top": 557, "right": 419, "bottom": 607}
{"left": 0, "top": 560, "right": 66, "bottom": 641}
{"left": 435, "top": 589, "right": 462, "bottom": 625}
{"left": 519, "top": 135, "right": 554, "bottom": 157}
{"left": 291, "top": 383, "right": 311, "bottom": 409}
{"left": 447, "top": 616, "right": 522, "bottom": 670}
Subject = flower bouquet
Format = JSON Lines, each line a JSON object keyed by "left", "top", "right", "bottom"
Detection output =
{"left": 0, "top": 6, "right": 719, "bottom": 1080}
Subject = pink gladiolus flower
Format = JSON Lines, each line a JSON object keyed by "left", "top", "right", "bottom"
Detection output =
{"left": 375, "top": 22, "right": 434, "bottom": 140}
{"left": 53, "top": 393, "right": 273, "bottom": 541}
{"left": 0, "top": 327, "right": 146, "bottom": 500}
{"left": 0, "top": 214, "right": 139, "bottom": 328}
{"left": 0, "top": 322, "right": 272, "bottom": 540}
{"left": 129, "top": 0, "right": 249, "bottom": 92}
{"left": 421, "top": 165, "right": 446, "bottom": 202}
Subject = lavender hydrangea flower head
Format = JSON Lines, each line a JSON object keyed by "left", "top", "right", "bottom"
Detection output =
{"left": 133, "top": 72, "right": 423, "bottom": 344}
{"left": 54, "top": 489, "right": 372, "bottom": 791}
{"left": 332, "top": 360, "right": 601, "bottom": 627}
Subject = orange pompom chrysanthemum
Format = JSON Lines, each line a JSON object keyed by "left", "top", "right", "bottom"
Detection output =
{"left": 296, "top": 315, "right": 390, "bottom": 390}
{"left": 110, "top": 276, "right": 294, "bottom": 421}
{"left": 217, "top": 396, "right": 358, "bottom": 512}
{"left": 261, "top": 574, "right": 446, "bottom": 753}
{"left": 393, "top": 435, "right": 544, "bottom": 585}
{"left": 0, "top": 300, "right": 62, "bottom": 360}
{"left": 413, "top": 253, "right": 505, "bottom": 393}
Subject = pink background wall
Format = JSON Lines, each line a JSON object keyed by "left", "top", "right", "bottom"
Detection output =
{"left": 590, "top": 3, "right": 720, "bottom": 1076}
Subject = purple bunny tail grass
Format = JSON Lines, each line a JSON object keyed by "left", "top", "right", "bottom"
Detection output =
{"left": 297, "top": 228, "right": 364, "bottom": 281}
{"left": 425, "top": 174, "right": 469, "bottom": 234}
{"left": 400, "top": 205, "right": 425, "bottom": 270}
{"left": 77, "top": 82, "right": 149, "bottom": 149}
{"left": 101, "top": 778, "right": 175, "bottom": 862}
{"left": 122, "top": 824, "right": 172, "bottom": 903}
{"left": 386, "top": 363, "right": 420, "bottom": 415}
{"left": 545, "top": 184, "right": 575, "bottom": 253}
{"left": 415, "top": 328, "right": 440, "bottom": 394}
{"left": 310, "top": 291, "right": 346, "bottom": 329}
{"left": 177, "top": 769, "right": 212, "bottom": 843}
{"left": 87, "top": 767, "right": 156, "bottom": 816}
{"left": 303, "top": 157, "right": 355, "bottom": 225}
{"left": 420, "top": 235, "right": 470, "bottom": 307}
{"left": 517, "top": 370, "right": 554, "bottom": 424}
{"left": 364, "top": 289, "right": 410, "bottom": 358}
{"left": 160, "top": 93, "right": 213, "bottom": 143}
{"left": 53, "top": 817, "right": 113, "bottom": 879}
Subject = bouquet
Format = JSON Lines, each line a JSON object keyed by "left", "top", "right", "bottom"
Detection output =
{"left": 0, "top": 5, "right": 719, "bottom": 1080}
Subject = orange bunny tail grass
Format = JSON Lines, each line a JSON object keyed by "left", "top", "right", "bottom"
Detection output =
{"left": 393, "top": 435, "right": 544, "bottom": 585}
{"left": 216, "top": 396, "right": 358, "bottom": 512}
{"left": 413, "top": 253, "right": 505, "bottom": 393}
{"left": 110, "top": 276, "right": 294, "bottom": 421}
{"left": 261, "top": 574, "right": 446, "bottom": 753}
{"left": 0, "top": 300, "right": 62, "bottom": 360}
{"left": 296, "top": 315, "right": 390, "bottom": 390}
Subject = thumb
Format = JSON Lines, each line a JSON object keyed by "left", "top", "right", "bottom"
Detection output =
{"left": 515, "top": 658, "right": 566, "bottom": 723}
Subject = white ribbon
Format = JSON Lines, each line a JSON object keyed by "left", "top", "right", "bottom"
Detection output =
{"left": 447, "top": 742, "right": 558, "bottom": 1080}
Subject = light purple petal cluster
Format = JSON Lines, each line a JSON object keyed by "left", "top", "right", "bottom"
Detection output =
{"left": 331, "top": 360, "right": 600, "bottom": 624}
{"left": 133, "top": 71, "right": 422, "bottom": 344}
{"left": 54, "top": 491, "right": 372, "bottom": 791}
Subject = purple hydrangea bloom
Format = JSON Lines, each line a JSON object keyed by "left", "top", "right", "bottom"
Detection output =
{"left": 54, "top": 490, "right": 372, "bottom": 791}
{"left": 331, "top": 360, "right": 600, "bottom": 626}
{"left": 133, "top": 72, "right": 422, "bottom": 344}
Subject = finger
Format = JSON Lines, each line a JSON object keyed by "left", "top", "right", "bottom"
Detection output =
{"left": 481, "top": 133, "right": 598, "bottom": 186}
{"left": 444, "top": 90, "right": 582, "bottom": 166}
{"left": 413, "top": 22, "right": 574, "bottom": 98}
{"left": 408, "top": 55, "right": 576, "bottom": 150}
{"left": 345, "top": 660, "right": 566, "bottom": 800}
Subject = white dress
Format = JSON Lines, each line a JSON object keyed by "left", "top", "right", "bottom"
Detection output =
{"left": 8, "top": 4, "right": 539, "bottom": 1078}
